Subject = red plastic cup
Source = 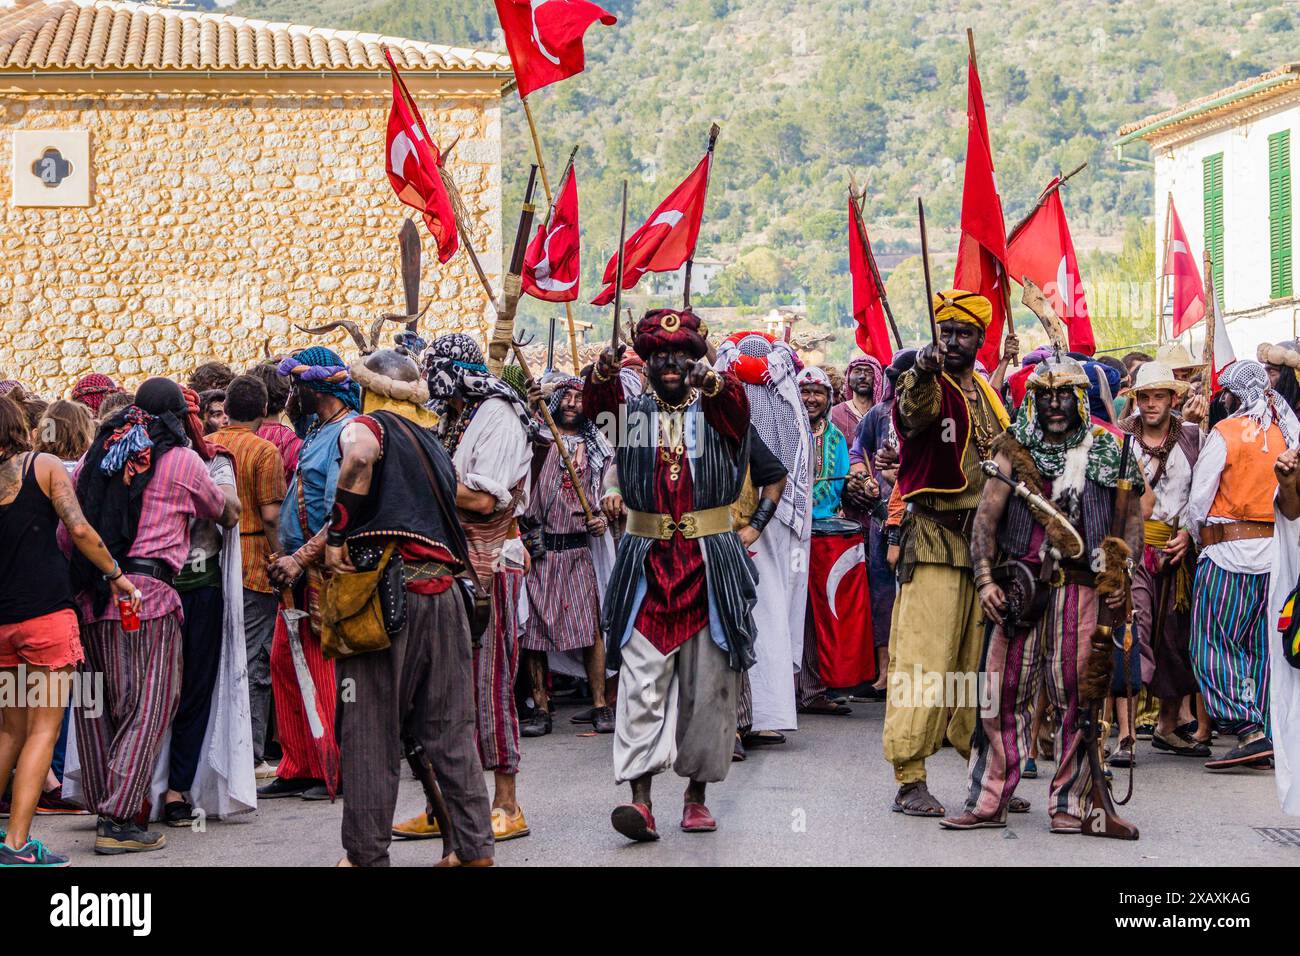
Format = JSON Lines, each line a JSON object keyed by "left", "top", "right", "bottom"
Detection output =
{"left": 118, "top": 597, "right": 141, "bottom": 633}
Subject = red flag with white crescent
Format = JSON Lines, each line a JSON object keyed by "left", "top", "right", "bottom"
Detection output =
{"left": 592, "top": 151, "right": 711, "bottom": 306}
{"left": 1007, "top": 177, "right": 1096, "bottom": 355}
{"left": 1163, "top": 199, "right": 1207, "bottom": 337}
{"left": 808, "top": 530, "right": 876, "bottom": 688}
{"left": 522, "top": 163, "right": 581, "bottom": 302}
{"left": 384, "top": 50, "right": 458, "bottom": 263}
{"left": 849, "top": 198, "right": 892, "bottom": 365}
{"left": 493, "top": 0, "right": 617, "bottom": 99}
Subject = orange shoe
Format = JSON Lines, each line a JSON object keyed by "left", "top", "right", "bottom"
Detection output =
{"left": 491, "top": 806, "right": 530, "bottom": 841}
{"left": 392, "top": 812, "right": 440, "bottom": 840}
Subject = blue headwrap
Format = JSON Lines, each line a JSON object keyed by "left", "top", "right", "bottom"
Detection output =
{"left": 1083, "top": 360, "right": 1122, "bottom": 424}
{"left": 278, "top": 346, "right": 362, "bottom": 412}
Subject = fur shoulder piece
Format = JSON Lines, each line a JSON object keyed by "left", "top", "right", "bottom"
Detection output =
{"left": 990, "top": 431, "right": 1046, "bottom": 498}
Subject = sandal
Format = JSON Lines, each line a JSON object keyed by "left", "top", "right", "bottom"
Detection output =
{"left": 891, "top": 781, "right": 945, "bottom": 817}
{"left": 798, "top": 695, "right": 853, "bottom": 716}
{"left": 1008, "top": 796, "right": 1030, "bottom": 814}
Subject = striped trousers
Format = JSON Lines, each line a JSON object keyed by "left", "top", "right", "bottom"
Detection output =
{"left": 963, "top": 584, "right": 1095, "bottom": 821}
{"left": 1190, "top": 559, "right": 1271, "bottom": 738}
{"left": 474, "top": 569, "right": 523, "bottom": 775}
{"left": 269, "top": 608, "right": 339, "bottom": 784}
{"left": 796, "top": 598, "right": 827, "bottom": 707}
{"left": 76, "top": 614, "right": 183, "bottom": 820}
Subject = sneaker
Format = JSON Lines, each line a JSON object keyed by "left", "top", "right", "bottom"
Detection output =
{"left": 1135, "top": 723, "right": 1155, "bottom": 741}
{"left": 36, "top": 787, "right": 89, "bottom": 815}
{"left": 0, "top": 797, "right": 9, "bottom": 819}
{"left": 257, "top": 777, "right": 314, "bottom": 799}
{"left": 94, "top": 816, "right": 166, "bottom": 855}
{"left": 0, "top": 837, "right": 70, "bottom": 867}
{"left": 1022, "top": 757, "right": 1038, "bottom": 779}
{"left": 253, "top": 761, "right": 278, "bottom": 781}
{"left": 163, "top": 800, "right": 195, "bottom": 828}
{"left": 520, "top": 710, "right": 553, "bottom": 738}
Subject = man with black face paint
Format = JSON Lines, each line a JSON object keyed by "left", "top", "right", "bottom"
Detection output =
{"left": 884, "top": 291, "right": 1010, "bottom": 818}
{"left": 942, "top": 354, "right": 1145, "bottom": 833}
{"left": 584, "top": 309, "right": 764, "bottom": 842}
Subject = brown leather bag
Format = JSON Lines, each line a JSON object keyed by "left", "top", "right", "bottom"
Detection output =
{"left": 320, "top": 542, "right": 397, "bottom": 660}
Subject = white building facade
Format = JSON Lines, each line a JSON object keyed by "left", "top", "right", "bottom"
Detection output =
{"left": 1118, "top": 64, "right": 1300, "bottom": 354}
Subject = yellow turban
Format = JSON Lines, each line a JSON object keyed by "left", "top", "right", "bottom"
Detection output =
{"left": 932, "top": 289, "right": 993, "bottom": 328}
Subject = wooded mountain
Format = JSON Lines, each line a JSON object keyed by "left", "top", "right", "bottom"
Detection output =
{"left": 231, "top": 0, "right": 1299, "bottom": 352}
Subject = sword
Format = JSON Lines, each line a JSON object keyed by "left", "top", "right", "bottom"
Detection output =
{"left": 979, "top": 460, "right": 1085, "bottom": 560}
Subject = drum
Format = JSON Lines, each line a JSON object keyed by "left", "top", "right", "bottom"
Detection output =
{"left": 808, "top": 521, "right": 876, "bottom": 687}
{"left": 811, "top": 516, "right": 862, "bottom": 536}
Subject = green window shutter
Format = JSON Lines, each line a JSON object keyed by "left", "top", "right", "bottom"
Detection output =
{"left": 1269, "top": 130, "right": 1293, "bottom": 299}
{"left": 1202, "top": 152, "right": 1225, "bottom": 307}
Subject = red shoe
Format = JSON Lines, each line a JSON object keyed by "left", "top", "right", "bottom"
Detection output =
{"left": 681, "top": 802, "right": 717, "bottom": 833}
{"left": 610, "top": 803, "right": 659, "bottom": 842}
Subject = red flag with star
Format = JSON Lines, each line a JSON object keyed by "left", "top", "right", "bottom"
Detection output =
{"left": 493, "top": 0, "right": 617, "bottom": 99}
{"left": 384, "top": 49, "right": 458, "bottom": 262}
{"left": 592, "top": 152, "right": 711, "bottom": 306}
{"left": 523, "top": 162, "right": 581, "bottom": 302}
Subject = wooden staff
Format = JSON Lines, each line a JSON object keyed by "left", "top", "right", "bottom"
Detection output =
{"left": 918, "top": 197, "right": 938, "bottom": 346}
{"left": 520, "top": 94, "right": 583, "bottom": 370}
{"left": 683, "top": 123, "right": 722, "bottom": 310}
{"left": 1005, "top": 161, "right": 1088, "bottom": 246}
{"left": 1158, "top": 192, "right": 1173, "bottom": 345}
{"left": 848, "top": 174, "right": 902, "bottom": 348}
{"left": 510, "top": 341, "right": 599, "bottom": 528}
{"left": 610, "top": 180, "right": 629, "bottom": 354}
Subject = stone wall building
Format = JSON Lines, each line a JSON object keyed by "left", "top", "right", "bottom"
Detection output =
{"left": 0, "top": 0, "right": 511, "bottom": 395}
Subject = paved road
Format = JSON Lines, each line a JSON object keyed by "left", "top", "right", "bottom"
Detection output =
{"left": 36, "top": 698, "right": 1300, "bottom": 866}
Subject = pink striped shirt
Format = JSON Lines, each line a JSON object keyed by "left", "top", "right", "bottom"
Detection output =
{"left": 71, "top": 446, "right": 225, "bottom": 623}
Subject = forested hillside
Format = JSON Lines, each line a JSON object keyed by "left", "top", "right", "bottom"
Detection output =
{"left": 231, "top": 0, "right": 1300, "bottom": 352}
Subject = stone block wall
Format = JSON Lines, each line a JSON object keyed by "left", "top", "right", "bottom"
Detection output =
{"left": 0, "top": 89, "right": 502, "bottom": 396}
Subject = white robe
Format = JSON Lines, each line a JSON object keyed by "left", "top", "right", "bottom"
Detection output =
{"left": 746, "top": 503, "right": 811, "bottom": 733}
{"left": 64, "top": 526, "right": 257, "bottom": 821}
{"left": 1269, "top": 498, "right": 1300, "bottom": 815}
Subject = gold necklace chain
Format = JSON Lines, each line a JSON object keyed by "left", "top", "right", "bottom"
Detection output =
{"left": 655, "top": 388, "right": 697, "bottom": 482}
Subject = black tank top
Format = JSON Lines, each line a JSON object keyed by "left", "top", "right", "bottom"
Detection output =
{"left": 0, "top": 454, "right": 75, "bottom": 625}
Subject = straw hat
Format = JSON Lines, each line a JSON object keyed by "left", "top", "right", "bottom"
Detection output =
{"left": 1155, "top": 341, "right": 1203, "bottom": 371}
{"left": 1127, "top": 360, "right": 1190, "bottom": 396}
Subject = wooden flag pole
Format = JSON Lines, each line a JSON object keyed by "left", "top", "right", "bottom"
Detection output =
{"left": 683, "top": 123, "right": 722, "bottom": 310}
{"left": 1200, "top": 247, "right": 1215, "bottom": 431}
{"left": 521, "top": 94, "right": 582, "bottom": 371}
{"left": 1005, "top": 161, "right": 1088, "bottom": 246}
{"left": 848, "top": 178, "right": 902, "bottom": 349}
{"left": 1157, "top": 192, "right": 1173, "bottom": 346}
{"left": 967, "top": 27, "right": 978, "bottom": 70}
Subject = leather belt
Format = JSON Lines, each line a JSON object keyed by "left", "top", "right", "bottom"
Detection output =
{"left": 1056, "top": 565, "right": 1097, "bottom": 588}
{"left": 403, "top": 561, "right": 457, "bottom": 585}
{"left": 905, "top": 502, "right": 975, "bottom": 539}
{"left": 1200, "top": 521, "right": 1274, "bottom": 547}
{"left": 543, "top": 531, "right": 589, "bottom": 552}
{"left": 122, "top": 558, "right": 176, "bottom": 587}
{"left": 626, "top": 506, "right": 734, "bottom": 540}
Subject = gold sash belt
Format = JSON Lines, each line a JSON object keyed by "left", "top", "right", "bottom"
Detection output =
{"left": 626, "top": 506, "right": 734, "bottom": 540}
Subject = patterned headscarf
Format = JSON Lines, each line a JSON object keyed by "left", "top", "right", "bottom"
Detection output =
{"left": 423, "top": 333, "right": 536, "bottom": 448}
{"left": 277, "top": 346, "right": 362, "bottom": 412}
{"left": 547, "top": 376, "right": 612, "bottom": 476}
{"left": 1011, "top": 368, "right": 1143, "bottom": 523}
{"left": 1082, "top": 360, "right": 1122, "bottom": 424}
{"left": 1219, "top": 359, "right": 1300, "bottom": 449}
{"left": 842, "top": 356, "right": 885, "bottom": 405}
{"left": 714, "top": 331, "right": 810, "bottom": 534}
{"left": 70, "top": 373, "right": 121, "bottom": 414}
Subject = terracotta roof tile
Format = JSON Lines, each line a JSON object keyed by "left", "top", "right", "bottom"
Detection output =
{"left": 0, "top": 0, "right": 513, "bottom": 74}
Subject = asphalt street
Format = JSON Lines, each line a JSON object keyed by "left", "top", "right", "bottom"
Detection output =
{"left": 33, "top": 698, "right": 1300, "bottom": 867}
